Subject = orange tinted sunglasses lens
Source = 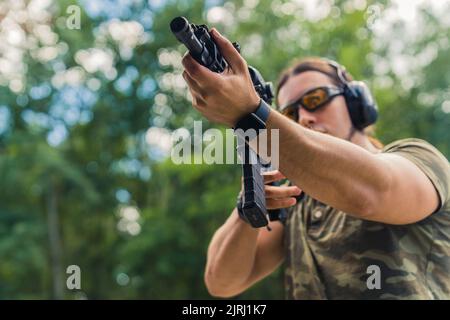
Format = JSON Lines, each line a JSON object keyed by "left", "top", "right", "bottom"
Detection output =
{"left": 300, "top": 88, "right": 328, "bottom": 110}
{"left": 281, "top": 105, "right": 298, "bottom": 121}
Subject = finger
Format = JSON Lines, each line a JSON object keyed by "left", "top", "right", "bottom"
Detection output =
{"left": 263, "top": 170, "right": 286, "bottom": 184}
{"left": 182, "top": 71, "right": 206, "bottom": 97}
{"left": 210, "top": 28, "right": 247, "bottom": 74}
{"left": 265, "top": 185, "right": 302, "bottom": 199}
{"left": 266, "top": 197, "right": 297, "bottom": 210}
{"left": 182, "top": 52, "right": 221, "bottom": 85}
{"left": 187, "top": 88, "right": 206, "bottom": 109}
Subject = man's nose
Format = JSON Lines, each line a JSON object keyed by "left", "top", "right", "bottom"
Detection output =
{"left": 298, "top": 108, "right": 317, "bottom": 128}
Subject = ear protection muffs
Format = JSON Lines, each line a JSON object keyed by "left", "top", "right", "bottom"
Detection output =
{"left": 326, "top": 60, "right": 378, "bottom": 130}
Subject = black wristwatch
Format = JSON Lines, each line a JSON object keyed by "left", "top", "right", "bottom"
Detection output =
{"left": 233, "top": 99, "right": 271, "bottom": 138}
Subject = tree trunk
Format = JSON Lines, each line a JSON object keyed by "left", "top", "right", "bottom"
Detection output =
{"left": 47, "top": 182, "right": 64, "bottom": 299}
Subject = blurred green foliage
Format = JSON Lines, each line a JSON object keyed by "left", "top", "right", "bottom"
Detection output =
{"left": 0, "top": 0, "right": 448, "bottom": 299}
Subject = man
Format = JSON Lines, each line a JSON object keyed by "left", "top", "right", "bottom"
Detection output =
{"left": 181, "top": 28, "right": 450, "bottom": 299}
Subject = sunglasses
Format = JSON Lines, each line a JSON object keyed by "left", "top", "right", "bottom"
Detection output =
{"left": 279, "top": 85, "right": 344, "bottom": 122}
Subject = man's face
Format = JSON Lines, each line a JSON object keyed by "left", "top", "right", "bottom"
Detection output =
{"left": 277, "top": 71, "right": 353, "bottom": 140}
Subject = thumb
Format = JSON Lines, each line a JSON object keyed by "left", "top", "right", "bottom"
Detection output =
{"left": 210, "top": 28, "right": 247, "bottom": 74}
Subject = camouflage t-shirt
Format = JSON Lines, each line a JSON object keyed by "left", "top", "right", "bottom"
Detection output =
{"left": 284, "top": 138, "right": 450, "bottom": 299}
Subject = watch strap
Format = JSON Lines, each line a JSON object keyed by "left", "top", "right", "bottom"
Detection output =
{"left": 234, "top": 99, "right": 271, "bottom": 134}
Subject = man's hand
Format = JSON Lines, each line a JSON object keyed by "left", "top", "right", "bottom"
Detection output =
{"left": 262, "top": 170, "right": 302, "bottom": 209}
{"left": 239, "top": 170, "right": 302, "bottom": 210}
{"left": 181, "top": 28, "right": 260, "bottom": 127}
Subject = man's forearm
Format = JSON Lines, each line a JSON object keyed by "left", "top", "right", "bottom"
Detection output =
{"left": 204, "top": 208, "right": 260, "bottom": 296}
{"left": 264, "top": 110, "right": 390, "bottom": 218}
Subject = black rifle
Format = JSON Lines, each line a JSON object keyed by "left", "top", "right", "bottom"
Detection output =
{"left": 170, "top": 16, "right": 286, "bottom": 228}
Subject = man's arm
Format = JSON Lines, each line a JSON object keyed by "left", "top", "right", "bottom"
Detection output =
{"left": 181, "top": 29, "right": 440, "bottom": 225}
{"left": 204, "top": 209, "right": 284, "bottom": 298}
{"left": 205, "top": 171, "right": 299, "bottom": 297}
{"left": 265, "top": 111, "right": 440, "bottom": 224}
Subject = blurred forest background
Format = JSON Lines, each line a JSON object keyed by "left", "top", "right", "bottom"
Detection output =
{"left": 0, "top": 0, "right": 449, "bottom": 299}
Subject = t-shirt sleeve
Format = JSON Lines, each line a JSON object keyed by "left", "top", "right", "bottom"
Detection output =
{"left": 383, "top": 138, "right": 450, "bottom": 211}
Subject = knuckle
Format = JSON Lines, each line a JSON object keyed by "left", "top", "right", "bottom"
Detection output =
{"left": 224, "top": 40, "right": 235, "bottom": 51}
{"left": 191, "top": 96, "right": 198, "bottom": 106}
{"left": 238, "top": 58, "right": 247, "bottom": 69}
{"left": 199, "top": 90, "right": 209, "bottom": 100}
{"left": 264, "top": 186, "right": 274, "bottom": 195}
{"left": 196, "top": 99, "right": 206, "bottom": 108}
